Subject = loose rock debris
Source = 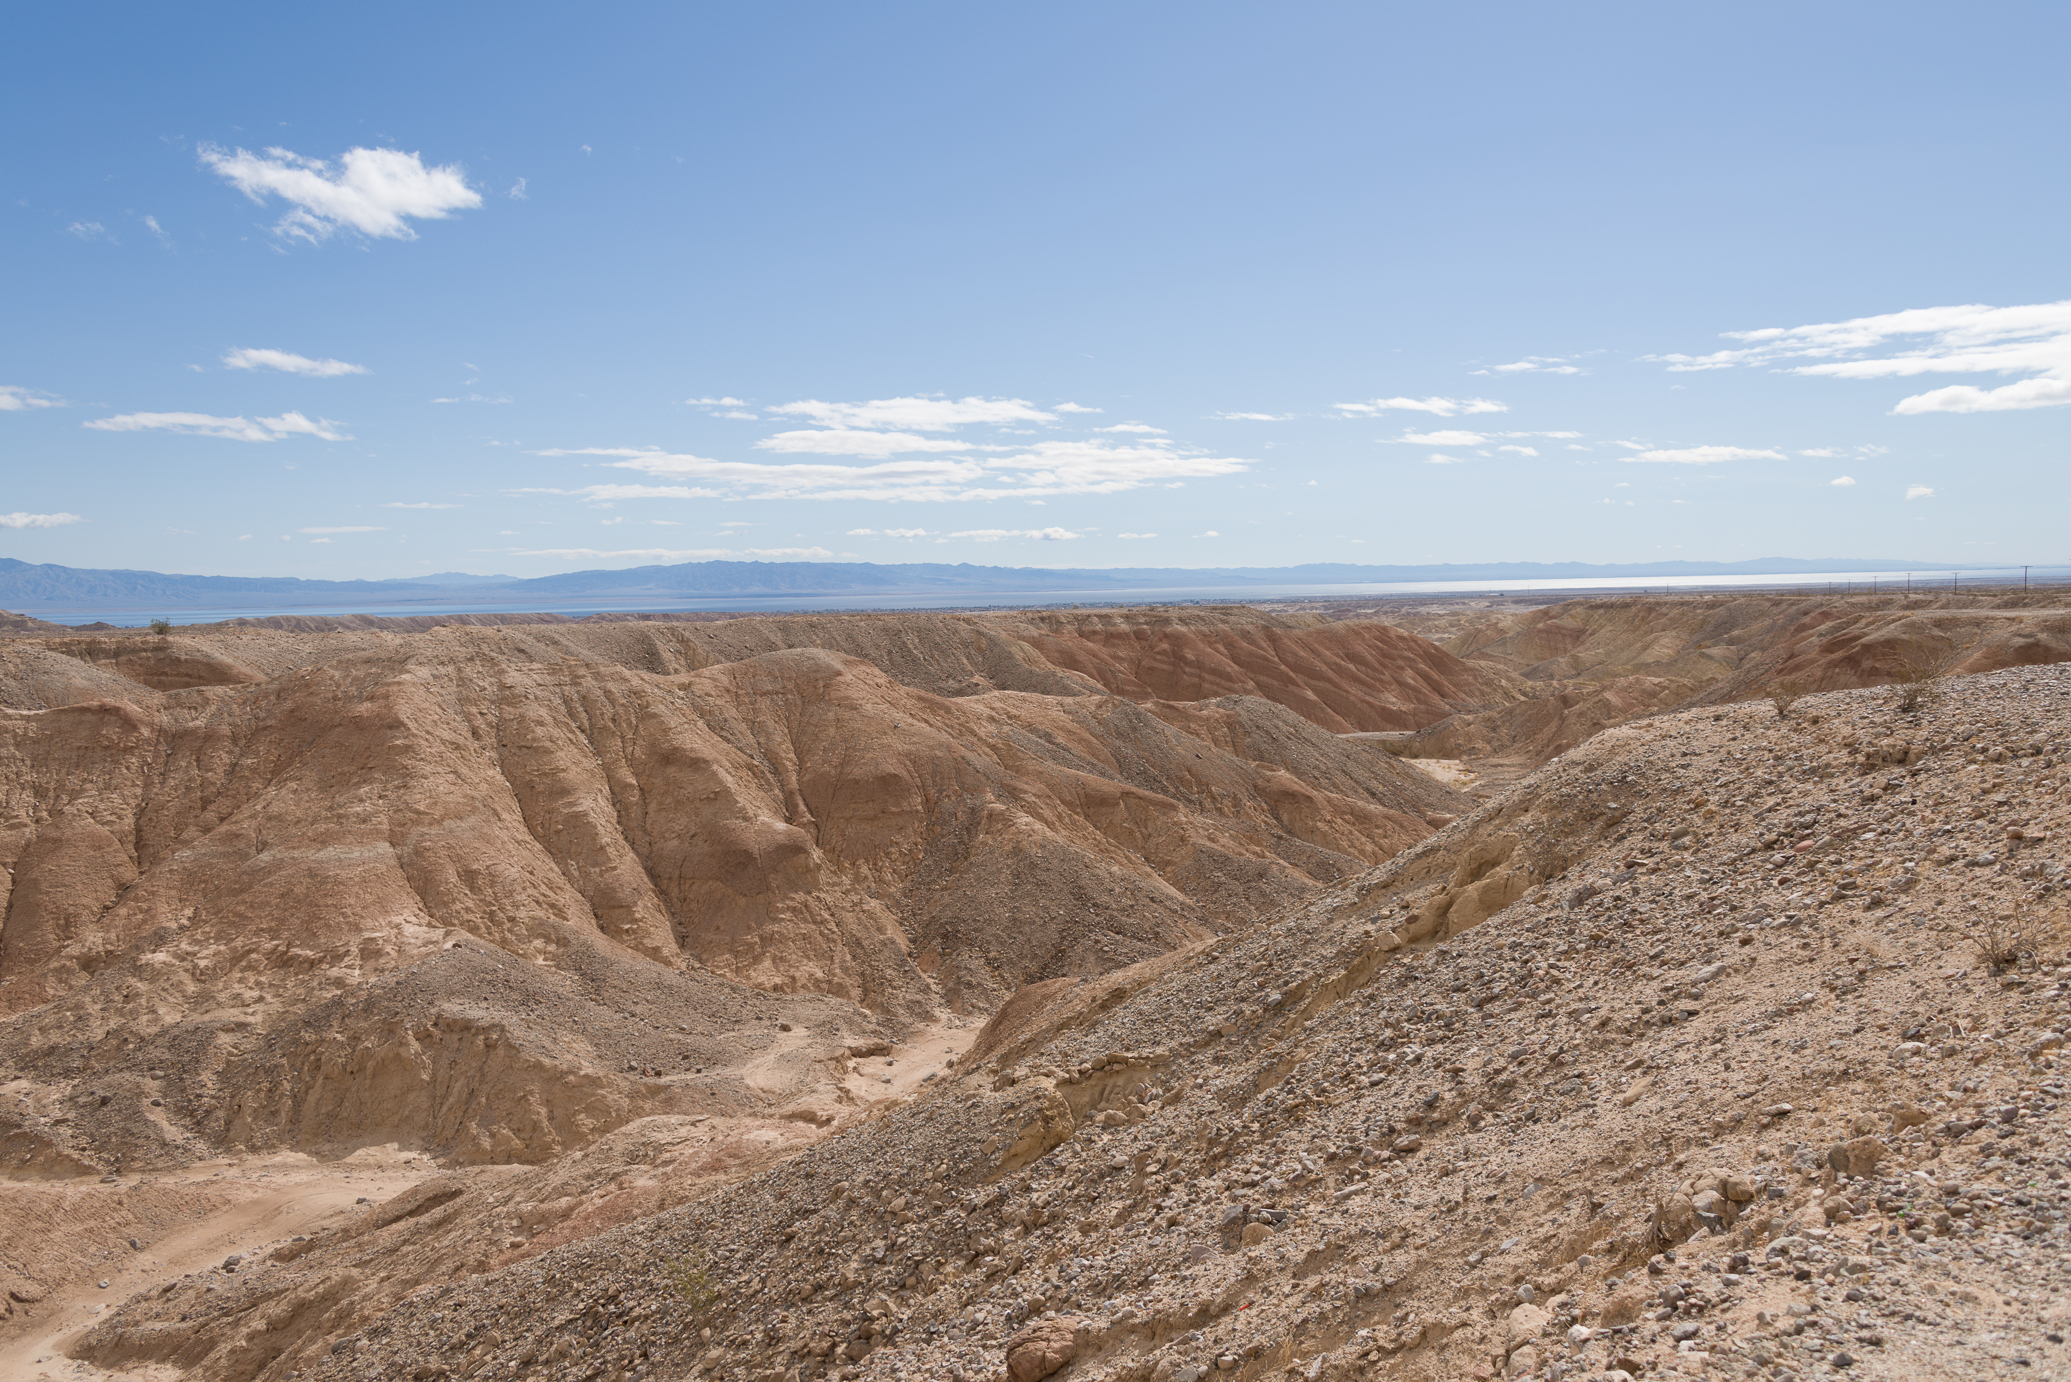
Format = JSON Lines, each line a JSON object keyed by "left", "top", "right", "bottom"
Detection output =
{"left": 66, "top": 663, "right": 2071, "bottom": 1381}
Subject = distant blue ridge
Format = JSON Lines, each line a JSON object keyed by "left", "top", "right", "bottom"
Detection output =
{"left": 0, "top": 554, "right": 1993, "bottom": 616}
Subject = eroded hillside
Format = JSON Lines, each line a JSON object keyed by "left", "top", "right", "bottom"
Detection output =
{"left": 1372, "top": 592, "right": 2071, "bottom": 773}
{"left": 0, "top": 610, "right": 1475, "bottom": 1181}
{"left": 104, "top": 662, "right": 2064, "bottom": 1382}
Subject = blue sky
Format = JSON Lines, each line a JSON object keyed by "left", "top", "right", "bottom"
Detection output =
{"left": 4, "top": 1, "right": 2067, "bottom": 579}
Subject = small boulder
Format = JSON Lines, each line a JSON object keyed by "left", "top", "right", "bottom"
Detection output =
{"left": 1240, "top": 1221, "right": 1274, "bottom": 1248}
{"left": 1598, "top": 1290, "right": 1646, "bottom": 1328}
{"left": 1506, "top": 1302, "right": 1550, "bottom": 1354}
{"left": 1826, "top": 1136, "right": 1887, "bottom": 1177}
{"left": 1006, "top": 1316, "right": 1080, "bottom": 1382}
{"left": 1650, "top": 1193, "right": 1703, "bottom": 1247}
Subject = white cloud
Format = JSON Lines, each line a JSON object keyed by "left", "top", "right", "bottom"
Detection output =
{"left": 143, "top": 215, "right": 170, "bottom": 243}
{"left": 1118, "top": 532, "right": 1157, "bottom": 539}
{"left": 509, "top": 178, "right": 527, "bottom": 200}
{"left": 298, "top": 526, "right": 387, "bottom": 534}
{"left": 1610, "top": 440, "right": 1648, "bottom": 451}
{"left": 771, "top": 395, "right": 1053, "bottom": 431}
{"left": 381, "top": 501, "right": 461, "bottom": 509}
{"left": 1198, "top": 530, "right": 1221, "bottom": 538}
{"left": 431, "top": 393, "right": 511, "bottom": 404}
{"left": 1905, "top": 485, "right": 1935, "bottom": 500}
{"left": 1799, "top": 447, "right": 1844, "bottom": 458}
{"left": 1386, "top": 429, "right": 1488, "bottom": 445}
{"left": 513, "top": 546, "right": 835, "bottom": 561}
{"left": 1498, "top": 445, "right": 1539, "bottom": 456}
{"left": 0, "top": 511, "right": 83, "bottom": 529}
{"left": 223, "top": 347, "right": 368, "bottom": 377}
{"left": 0, "top": 386, "right": 61, "bottom": 411}
{"left": 520, "top": 483, "right": 726, "bottom": 501}
{"left": 1830, "top": 475, "right": 1856, "bottom": 486}
{"left": 1098, "top": 423, "right": 1167, "bottom": 434}
{"left": 1052, "top": 402, "right": 1101, "bottom": 414}
{"left": 948, "top": 527, "right": 1078, "bottom": 542}
{"left": 201, "top": 144, "right": 482, "bottom": 244}
{"left": 755, "top": 429, "right": 979, "bottom": 457}
{"left": 1648, "top": 300, "right": 2071, "bottom": 414}
{"left": 1622, "top": 446, "right": 1784, "bottom": 465}
{"left": 1476, "top": 356, "right": 1583, "bottom": 375}
{"left": 67, "top": 221, "right": 112, "bottom": 241}
{"left": 83, "top": 410, "right": 350, "bottom": 442}
{"left": 1425, "top": 453, "right": 1471, "bottom": 465}
{"left": 687, "top": 396, "right": 754, "bottom": 417}
{"left": 848, "top": 526, "right": 930, "bottom": 537}
{"left": 540, "top": 437, "right": 1247, "bottom": 503}
{"left": 1335, "top": 396, "right": 1507, "bottom": 417}
{"left": 1212, "top": 412, "right": 1291, "bottom": 421}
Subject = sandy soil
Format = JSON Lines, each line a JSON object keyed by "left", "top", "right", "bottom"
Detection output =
{"left": 0, "top": 1151, "right": 430, "bottom": 1381}
{"left": 835, "top": 1019, "right": 983, "bottom": 1105}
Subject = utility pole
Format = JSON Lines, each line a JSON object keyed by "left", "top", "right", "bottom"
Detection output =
{"left": 2024, "top": 565, "right": 2031, "bottom": 592}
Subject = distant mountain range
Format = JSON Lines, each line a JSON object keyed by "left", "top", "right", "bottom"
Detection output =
{"left": 0, "top": 554, "right": 1976, "bottom": 616}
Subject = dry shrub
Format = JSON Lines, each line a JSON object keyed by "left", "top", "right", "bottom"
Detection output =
{"left": 1766, "top": 678, "right": 1807, "bottom": 720}
{"left": 1966, "top": 914, "right": 2029, "bottom": 972}
{"left": 1889, "top": 650, "right": 1945, "bottom": 713}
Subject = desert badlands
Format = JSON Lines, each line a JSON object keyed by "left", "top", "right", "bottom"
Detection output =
{"left": 0, "top": 593, "right": 2068, "bottom": 1382}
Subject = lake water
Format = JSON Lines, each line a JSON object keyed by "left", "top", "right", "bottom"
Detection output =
{"left": 30, "top": 565, "right": 2070, "bottom": 628}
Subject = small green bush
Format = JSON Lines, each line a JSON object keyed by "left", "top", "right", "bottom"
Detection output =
{"left": 148, "top": 618, "right": 172, "bottom": 635}
{"left": 664, "top": 1248, "right": 720, "bottom": 1312}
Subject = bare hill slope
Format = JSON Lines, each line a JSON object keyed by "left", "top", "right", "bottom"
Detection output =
{"left": 0, "top": 615, "right": 1466, "bottom": 1177}
{"left": 113, "top": 663, "right": 2068, "bottom": 1382}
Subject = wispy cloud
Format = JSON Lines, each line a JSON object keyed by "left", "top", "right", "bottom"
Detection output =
{"left": 539, "top": 437, "right": 1247, "bottom": 503}
{"left": 381, "top": 501, "right": 461, "bottom": 509}
{"left": 1474, "top": 356, "right": 1583, "bottom": 375}
{"left": 0, "top": 386, "right": 62, "bottom": 412}
{"left": 771, "top": 395, "right": 1054, "bottom": 431}
{"left": 67, "top": 221, "right": 113, "bottom": 242}
{"left": 1211, "top": 412, "right": 1291, "bottom": 421}
{"left": 1647, "top": 300, "right": 2071, "bottom": 414}
{"left": 948, "top": 527, "right": 1078, "bottom": 542}
{"left": 686, "top": 396, "right": 758, "bottom": 419}
{"left": 0, "top": 511, "right": 83, "bottom": 529}
{"left": 848, "top": 527, "right": 930, "bottom": 537}
{"left": 513, "top": 546, "right": 834, "bottom": 561}
{"left": 431, "top": 393, "right": 511, "bottom": 405}
{"left": 1425, "top": 454, "right": 1471, "bottom": 465}
{"left": 755, "top": 429, "right": 980, "bottom": 457}
{"left": 1336, "top": 396, "right": 1506, "bottom": 418}
{"left": 1830, "top": 475, "right": 1856, "bottom": 486}
{"left": 1905, "top": 485, "right": 1934, "bottom": 500}
{"left": 1622, "top": 445, "right": 1784, "bottom": 465}
{"left": 1052, "top": 402, "right": 1101, "bottom": 414}
{"left": 1498, "top": 444, "right": 1539, "bottom": 456}
{"left": 224, "top": 347, "right": 368, "bottom": 377}
{"left": 1386, "top": 429, "right": 1490, "bottom": 446}
{"left": 298, "top": 526, "right": 386, "bottom": 534}
{"left": 84, "top": 410, "right": 350, "bottom": 442}
{"left": 1098, "top": 422, "right": 1167, "bottom": 434}
{"left": 201, "top": 144, "right": 482, "bottom": 244}
{"left": 1118, "top": 532, "right": 1157, "bottom": 539}
{"left": 1799, "top": 444, "right": 1890, "bottom": 459}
